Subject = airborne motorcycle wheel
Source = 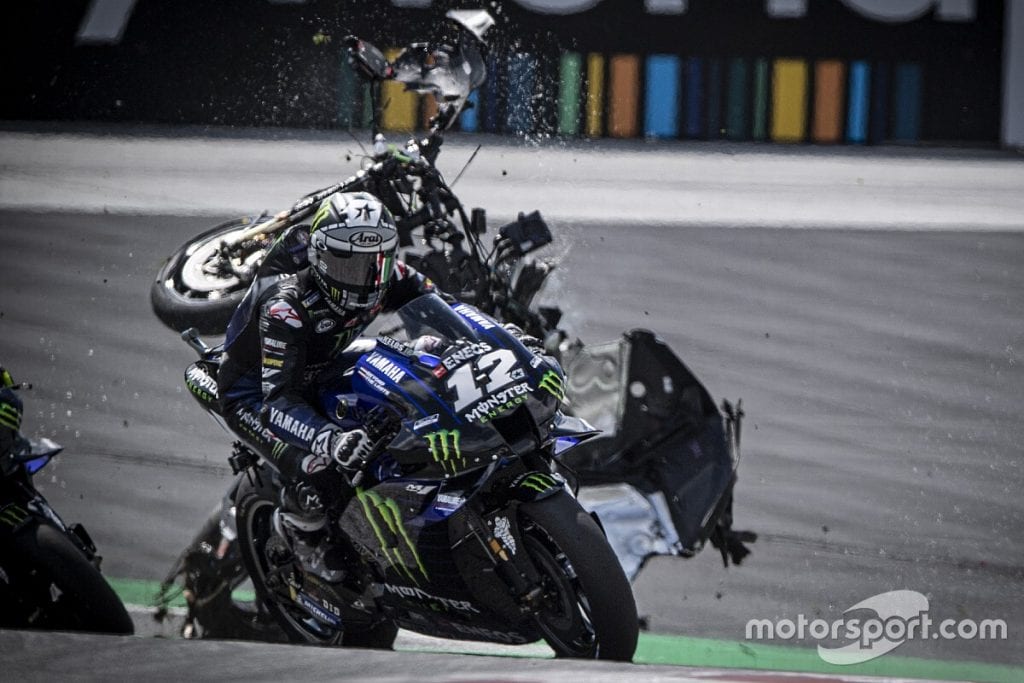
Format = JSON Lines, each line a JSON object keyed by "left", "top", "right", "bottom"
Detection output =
{"left": 150, "top": 216, "right": 276, "bottom": 335}
{"left": 518, "top": 492, "right": 639, "bottom": 661}
{"left": 0, "top": 519, "right": 134, "bottom": 634}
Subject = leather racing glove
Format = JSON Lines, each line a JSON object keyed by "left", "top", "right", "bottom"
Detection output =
{"left": 311, "top": 425, "right": 373, "bottom": 473}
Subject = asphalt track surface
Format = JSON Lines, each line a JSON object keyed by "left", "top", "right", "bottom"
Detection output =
{"left": 1, "top": 125, "right": 1023, "bottom": 678}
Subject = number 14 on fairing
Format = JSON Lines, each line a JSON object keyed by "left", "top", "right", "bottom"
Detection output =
{"left": 446, "top": 349, "right": 518, "bottom": 411}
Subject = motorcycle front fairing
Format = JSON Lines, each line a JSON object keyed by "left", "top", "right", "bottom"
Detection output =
{"left": 323, "top": 294, "right": 568, "bottom": 480}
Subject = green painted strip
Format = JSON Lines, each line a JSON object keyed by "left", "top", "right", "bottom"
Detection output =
{"left": 558, "top": 51, "right": 582, "bottom": 136}
{"left": 752, "top": 57, "right": 769, "bottom": 141}
{"left": 634, "top": 633, "right": 1023, "bottom": 683}
{"left": 109, "top": 577, "right": 254, "bottom": 611}
{"left": 107, "top": 578, "right": 1023, "bottom": 682}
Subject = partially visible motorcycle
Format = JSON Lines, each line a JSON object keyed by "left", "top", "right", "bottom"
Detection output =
{"left": 0, "top": 376, "right": 134, "bottom": 635}
{"left": 153, "top": 9, "right": 753, "bottom": 642}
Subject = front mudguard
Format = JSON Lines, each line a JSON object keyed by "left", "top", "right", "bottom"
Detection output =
{"left": 506, "top": 470, "right": 562, "bottom": 503}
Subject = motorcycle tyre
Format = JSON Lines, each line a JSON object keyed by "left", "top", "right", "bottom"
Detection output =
{"left": 150, "top": 217, "right": 271, "bottom": 335}
{"left": 0, "top": 518, "right": 134, "bottom": 635}
{"left": 519, "top": 491, "right": 638, "bottom": 661}
{"left": 235, "top": 484, "right": 397, "bottom": 649}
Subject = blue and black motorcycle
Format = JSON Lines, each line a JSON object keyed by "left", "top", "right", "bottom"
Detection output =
{"left": 180, "top": 294, "right": 638, "bottom": 660}
{"left": 0, "top": 379, "right": 134, "bottom": 635}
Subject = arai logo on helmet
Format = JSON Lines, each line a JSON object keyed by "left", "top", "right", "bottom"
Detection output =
{"left": 350, "top": 231, "right": 383, "bottom": 248}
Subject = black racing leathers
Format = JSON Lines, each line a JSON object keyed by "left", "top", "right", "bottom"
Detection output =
{"left": 217, "top": 225, "right": 438, "bottom": 483}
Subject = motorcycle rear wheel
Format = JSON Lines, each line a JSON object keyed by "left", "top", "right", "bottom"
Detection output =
{"left": 150, "top": 216, "right": 275, "bottom": 335}
{"left": 235, "top": 486, "right": 398, "bottom": 649}
{"left": 518, "top": 492, "right": 639, "bottom": 661}
{"left": 0, "top": 519, "right": 134, "bottom": 634}
{"left": 236, "top": 491, "right": 344, "bottom": 645}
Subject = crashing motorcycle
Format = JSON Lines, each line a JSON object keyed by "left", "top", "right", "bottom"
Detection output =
{"left": 154, "top": 9, "right": 753, "bottom": 643}
{"left": 0, "top": 375, "right": 134, "bottom": 635}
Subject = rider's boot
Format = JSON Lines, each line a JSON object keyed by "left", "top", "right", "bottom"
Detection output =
{"left": 274, "top": 484, "right": 346, "bottom": 583}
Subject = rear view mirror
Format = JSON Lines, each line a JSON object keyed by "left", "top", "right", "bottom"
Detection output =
{"left": 345, "top": 36, "right": 392, "bottom": 81}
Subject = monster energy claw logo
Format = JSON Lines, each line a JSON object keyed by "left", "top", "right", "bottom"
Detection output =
{"left": 538, "top": 370, "right": 565, "bottom": 402}
{"left": 0, "top": 403, "right": 20, "bottom": 431}
{"left": 425, "top": 429, "right": 462, "bottom": 474}
{"left": 517, "top": 473, "right": 558, "bottom": 494}
{"left": 356, "top": 488, "right": 429, "bottom": 584}
{"left": 311, "top": 203, "right": 331, "bottom": 232}
{"left": 0, "top": 504, "right": 29, "bottom": 528}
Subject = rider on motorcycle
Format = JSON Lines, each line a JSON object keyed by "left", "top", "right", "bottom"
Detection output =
{"left": 217, "top": 191, "right": 446, "bottom": 582}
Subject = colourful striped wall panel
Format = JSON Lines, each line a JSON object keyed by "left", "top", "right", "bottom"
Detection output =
{"left": 507, "top": 53, "right": 536, "bottom": 134}
{"left": 725, "top": 58, "right": 750, "bottom": 141}
{"left": 684, "top": 57, "right": 703, "bottom": 138}
{"left": 558, "top": 52, "right": 582, "bottom": 135}
{"left": 360, "top": 83, "right": 373, "bottom": 129}
{"left": 846, "top": 61, "right": 870, "bottom": 144}
{"left": 459, "top": 89, "right": 479, "bottom": 132}
{"left": 421, "top": 93, "right": 438, "bottom": 130}
{"left": 706, "top": 58, "right": 722, "bottom": 139}
{"left": 644, "top": 54, "right": 680, "bottom": 138}
{"left": 772, "top": 58, "right": 808, "bottom": 142}
{"left": 813, "top": 60, "right": 846, "bottom": 143}
{"left": 608, "top": 54, "right": 640, "bottom": 138}
{"left": 484, "top": 53, "right": 501, "bottom": 133}
{"left": 586, "top": 53, "right": 604, "bottom": 137}
{"left": 752, "top": 58, "right": 769, "bottom": 141}
{"left": 893, "top": 62, "right": 922, "bottom": 141}
{"left": 870, "top": 62, "right": 889, "bottom": 142}
{"left": 337, "top": 57, "right": 358, "bottom": 127}
{"left": 382, "top": 48, "right": 418, "bottom": 131}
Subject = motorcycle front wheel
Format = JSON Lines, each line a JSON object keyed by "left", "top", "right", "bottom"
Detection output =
{"left": 150, "top": 216, "right": 275, "bottom": 335}
{"left": 518, "top": 492, "right": 639, "bottom": 661}
{"left": 0, "top": 519, "right": 134, "bottom": 634}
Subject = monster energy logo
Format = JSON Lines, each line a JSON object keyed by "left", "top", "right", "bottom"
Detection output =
{"left": 0, "top": 402, "right": 20, "bottom": 430}
{"left": 517, "top": 473, "right": 558, "bottom": 494}
{"left": 356, "top": 488, "right": 429, "bottom": 585}
{"left": 311, "top": 203, "right": 331, "bottom": 232}
{"left": 0, "top": 504, "right": 28, "bottom": 528}
{"left": 537, "top": 371, "right": 565, "bottom": 402}
{"left": 271, "top": 440, "right": 288, "bottom": 460}
{"left": 424, "top": 430, "right": 461, "bottom": 474}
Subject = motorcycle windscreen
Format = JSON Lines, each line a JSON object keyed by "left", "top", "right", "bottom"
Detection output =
{"left": 562, "top": 329, "right": 735, "bottom": 552}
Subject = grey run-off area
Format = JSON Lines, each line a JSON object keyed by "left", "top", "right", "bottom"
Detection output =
{"left": 0, "top": 126, "right": 1022, "bottom": 667}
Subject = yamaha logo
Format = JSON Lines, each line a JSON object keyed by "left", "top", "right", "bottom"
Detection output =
{"left": 350, "top": 231, "right": 383, "bottom": 247}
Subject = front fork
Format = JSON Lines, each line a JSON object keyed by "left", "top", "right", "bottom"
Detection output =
{"left": 455, "top": 467, "right": 565, "bottom": 613}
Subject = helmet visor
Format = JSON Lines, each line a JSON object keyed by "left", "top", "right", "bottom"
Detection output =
{"left": 313, "top": 249, "right": 393, "bottom": 311}
{"left": 317, "top": 250, "right": 395, "bottom": 298}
